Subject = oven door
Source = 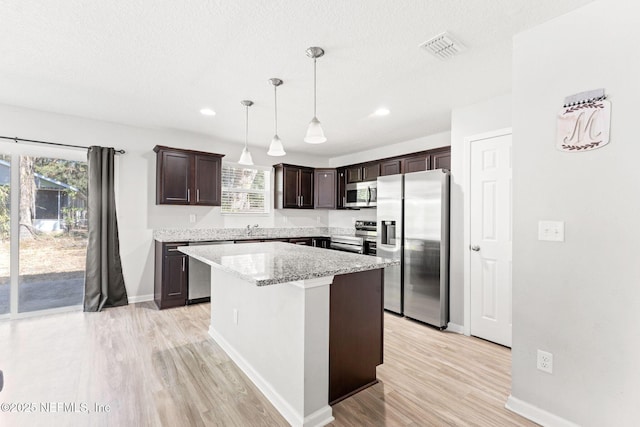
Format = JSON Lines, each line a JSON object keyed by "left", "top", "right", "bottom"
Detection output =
{"left": 345, "top": 182, "right": 377, "bottom": 208}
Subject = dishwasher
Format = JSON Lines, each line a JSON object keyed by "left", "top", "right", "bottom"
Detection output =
{"left": 187, "top": 241, "right": 233, "bottom": 304}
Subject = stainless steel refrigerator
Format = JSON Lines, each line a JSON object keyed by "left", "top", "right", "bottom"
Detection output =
{"left": 376, "top": 169, "right": 450, "bottom": 328}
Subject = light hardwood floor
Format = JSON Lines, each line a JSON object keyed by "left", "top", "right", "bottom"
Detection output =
{"left": 0, "top": 302, "right": 536, "bottom": 426}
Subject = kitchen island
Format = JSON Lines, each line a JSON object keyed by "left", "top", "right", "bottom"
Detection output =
{"left": 178, "top": 242, "right": 398, "bottom": 427}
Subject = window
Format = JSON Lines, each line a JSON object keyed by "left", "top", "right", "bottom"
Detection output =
{"left": 221, "top": 163, "right": 271, "bottom": 214}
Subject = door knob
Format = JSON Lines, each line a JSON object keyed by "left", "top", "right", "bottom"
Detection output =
{"left": 470, "top": 245, "right": 480, "bottom": 252}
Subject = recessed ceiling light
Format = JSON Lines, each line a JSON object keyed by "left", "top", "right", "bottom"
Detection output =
{"left": 200, "top": 108, "right": 216, "bottom": 116}
{"left": 374, "top": 107, "right": 390, "bottom": 116}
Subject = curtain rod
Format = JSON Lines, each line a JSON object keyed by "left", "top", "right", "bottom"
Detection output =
{"left": 0, "top": 135, "right": 125, "bottom": 154}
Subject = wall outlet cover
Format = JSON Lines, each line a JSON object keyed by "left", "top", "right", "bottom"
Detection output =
{"left": 537, "top": 349, "right": 553, "bottom": 374}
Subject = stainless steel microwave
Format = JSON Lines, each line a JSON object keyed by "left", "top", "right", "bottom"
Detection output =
{"left": 345, "top": 181, "right": 377, "bottom": 208}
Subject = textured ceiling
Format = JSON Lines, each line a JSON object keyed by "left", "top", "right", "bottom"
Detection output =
{"left": 0, "top": 0, "right": 594, "bottom": 156}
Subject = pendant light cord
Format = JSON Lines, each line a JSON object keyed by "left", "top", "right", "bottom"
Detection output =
{"left": 274, "top": 85, "right": 278, "bottom": 133}
{"left": 245, "top": 105, "right": 249, "bottom": 149}
{"left": 313, "top": 58, "right": 317, "bottom": 117}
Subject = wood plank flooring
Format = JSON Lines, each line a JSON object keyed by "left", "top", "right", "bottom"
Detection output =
{"left": 0, "top": 302, "right": 536, "bottom": 426}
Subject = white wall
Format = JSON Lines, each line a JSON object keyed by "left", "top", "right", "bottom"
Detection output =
{"left": 509, "top": 1, "right": 640, "bottom": 425}
{"left": 449, "top": 94, "right": 511, "bottom": 326}
{"left": 329, "top": 131, "right": 450, "bottom": 167}
{"left": 0, "top": 104, "right": 331, "bottom": 301}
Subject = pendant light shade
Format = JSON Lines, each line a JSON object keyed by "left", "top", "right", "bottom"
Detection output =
{"left": 268, "top": 78, "right": 286, "bottom": 156}
{"left": 304, "top": 47, "right": 327, "bottom": 144}
{"left": 238, "top": 100, "right": 254, "bottom": 165}
{"left": 268, "top": 135, "right": 286, "bottom": 156}
{"left": 304, "top": 116, "right": 326, "bottom": 144}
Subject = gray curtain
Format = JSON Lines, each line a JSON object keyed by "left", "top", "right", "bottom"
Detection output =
{"left": 84, "top": 146, "right": 128, "bottom": 311}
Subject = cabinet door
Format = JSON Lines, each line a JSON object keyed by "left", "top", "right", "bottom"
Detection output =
{"left": 314, "top": 169, "right": 336, "bottom": 209}
{"left": 404, "top": 155, "right": 429, "bottom": 173}
{"left": 162, "top": 254, "right": 187, "bottom": 303}
{"left": 299, "top": 168, "right": 314, "bottom": 208}
{"left": 431, "top": 149, "right": 451, "bottom": 170}
{"left": 380, "top": 159, "right": 401, "bottom": 176}
{"left": 194, "top": 155, "right": 221, "bottom": 206}
{"left": 362, "top": 163, "right": 380, "bottom": 182}
{"left": 346, "top": 167, "right": 362, "bottom": 183}
{"left": 283, "top": 167, "right": 301, "bottom": 208}
{"left": 158, "top": 150, "right": 191, "bottom": 204}
{"left": 336, "top": 168, "right": 346, "bottom": 209}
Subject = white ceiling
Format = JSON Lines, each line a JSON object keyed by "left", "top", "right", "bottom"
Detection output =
{"left": 0, "top": 0, "right": 594, "bottom": 157}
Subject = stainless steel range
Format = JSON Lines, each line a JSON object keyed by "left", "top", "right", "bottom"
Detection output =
{"left": 330, "top": 220, "right": 377, "bottom": 255}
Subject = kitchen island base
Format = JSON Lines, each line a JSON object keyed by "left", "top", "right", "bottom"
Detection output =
{"left": 207, "top": 267, "right": 383, "bottom": 427}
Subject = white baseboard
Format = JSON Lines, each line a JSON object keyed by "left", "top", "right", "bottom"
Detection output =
{"left": 506, "top": 395, "right": 579, "bottom": 427}
{"left": 209, "top": 325, "right": 333, "bottom": 427}
{"left": 128, "top": 294, "right": 154, "bottom": 304}
{"left": 446, "top": 322, "right": 465, "bottom": 334}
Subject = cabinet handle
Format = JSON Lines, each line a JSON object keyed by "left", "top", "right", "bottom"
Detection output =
{"left": 196, "top": 188, "right": 200, "bottom": 202}
{"left": 187, "top": 189, "right": 191, "bottom": 202}
{"left": 182, "top": 256, "right": 186, "bottom": 271}
{"left": 167, "top": 248, "right": 180, "bottom": 252}
{"left": 343, "top": 196, "right": 346, "bottom": 206}
{"left": 300, "top": 195, "right": 304, "bottom": 206}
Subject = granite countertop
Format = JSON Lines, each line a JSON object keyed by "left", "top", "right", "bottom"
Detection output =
{"left": 178, "top": 242, "right": 398, "bottom": 286}
{"left": 154, "top": 227, "right": 354, "bottom": 242}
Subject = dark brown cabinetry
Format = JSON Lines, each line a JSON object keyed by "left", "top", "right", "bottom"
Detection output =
{"left": 330, "top": 269, "right": 383, "bottom": 404}
{"left": 314, "top": 169, "right": 336, "bottom": 209}
{"left": 346, "top": 163, "right": 380, "bottom": 183}
{"left": 403, "top": 154, "right": 430, "bottom": 173}
{"left": 274, "top": 164, "right": 314, "bottom": 209}
{"left": 380, "top": 159, "right": 401, "bottom": 176}
{"left": 432, "top": 149, "right": 451, "bottom": 170}
{"left": 154, "top": 241, "right": 188, "bottom": 309}
{"left": 154, "top": 145, "right": 224, "bottom": 206}
{"left": 312, "top": 237, "right": 331, "bottom": 248}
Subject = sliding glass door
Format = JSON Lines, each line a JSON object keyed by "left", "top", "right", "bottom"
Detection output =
{"left": 0, "top": 144, "right": 88, "bottom": 317}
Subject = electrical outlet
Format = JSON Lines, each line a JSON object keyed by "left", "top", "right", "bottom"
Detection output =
{"left": 537, "top": 349, "right": 553, "bottom": 374}
{"left": 233, "top": 308, "right": 238, "bottom": 325}
{"left": 189, "top": 214, "right": 196, "bottom": 223}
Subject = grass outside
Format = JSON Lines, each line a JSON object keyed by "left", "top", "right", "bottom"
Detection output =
{"left": 0, "top": 233, "right": 87, "bottom": 284}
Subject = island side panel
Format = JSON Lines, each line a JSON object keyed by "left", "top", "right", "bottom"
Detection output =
{"left": 329, "top": 268, "right": 384, "bottom": 404}
{"left": 208, "top": 268, "right": 332, "bottom": 426}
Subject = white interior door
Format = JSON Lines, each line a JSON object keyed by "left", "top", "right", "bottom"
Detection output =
{"left": 469, "top": 132, "right": 512, "bottom": 347}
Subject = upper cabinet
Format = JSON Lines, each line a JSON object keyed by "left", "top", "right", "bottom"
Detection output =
{"left": 154, "top": 146, "right": 225, "bottom": 206}
{"left": 314, "top": 169, "right": 337, "bottom": 209}
{"left": 380, "top": 159, "right": 401, "bottom": 176}
{"left": 274, "top": 164, "right": 314, "bottom": 209}
{"left": 431, "top": 148, "right": 451, "bottom": 170}
{"left": 403, "top": 154, "right": 430, "bottom": 173}
{"left": 346, "top": 162, "right": 380, "bottom": 183}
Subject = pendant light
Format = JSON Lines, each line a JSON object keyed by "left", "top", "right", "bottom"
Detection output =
{"left": 267, "top": 78, "right": 286, "bottom": 156}
{"left": 304, "top": 46, "right": 327, "bottom": 144}
{"left": 238, "top": 100, "right": 254, "bottom": 165}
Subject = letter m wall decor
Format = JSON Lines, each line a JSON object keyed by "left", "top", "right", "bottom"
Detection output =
{"left": 557, "top": 90, "right": 611, "bottom": 152}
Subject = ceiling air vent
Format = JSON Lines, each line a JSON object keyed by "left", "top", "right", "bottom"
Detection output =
{"left": 420, "top": 32, "right": 466, "bottom": 60}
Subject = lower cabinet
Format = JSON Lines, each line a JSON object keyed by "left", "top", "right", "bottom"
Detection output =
{"left": 154, "top": 241, "right": 188, "bottom": 309}
{"left": 312, "top": 237, "right": 331, "bottom": 248}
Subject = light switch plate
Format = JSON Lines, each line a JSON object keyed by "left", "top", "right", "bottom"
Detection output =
{"left": 189, "top": 214, "right": 196, "bottom": 223}
{"left": 538, "top": 220, "right": 565, "bottom": 242}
